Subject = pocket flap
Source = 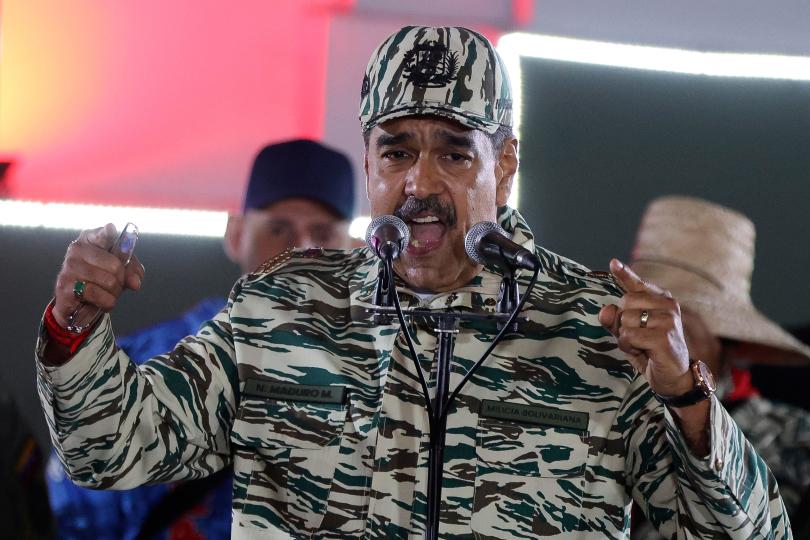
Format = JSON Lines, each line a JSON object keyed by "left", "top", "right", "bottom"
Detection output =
{"left": 232, "top": 397, "right": 345, "bottom": 450}
{"left": 477, "top": 417, "right": 588, "bottom": 477}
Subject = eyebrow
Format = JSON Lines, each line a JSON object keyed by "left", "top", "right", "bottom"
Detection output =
{"left": 375, "top": 129, "right": 474, "bottom": 149}
{"left": 375, "top": 132, "right": 412, "bottom": 147}
{"left": 435, "top": 129, "right": 473, "bottom": 149}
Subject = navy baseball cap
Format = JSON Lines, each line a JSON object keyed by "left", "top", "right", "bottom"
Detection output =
{"left": 243, "top": 139, "right": 355, "bottom": 220}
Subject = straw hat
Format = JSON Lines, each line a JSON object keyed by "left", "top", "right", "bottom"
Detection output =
{"left": 630, "top": 195, "right": 810, "bottom": 365}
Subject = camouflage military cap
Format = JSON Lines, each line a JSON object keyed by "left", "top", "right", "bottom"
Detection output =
{"left": 359, "top": 26, "right": 513, "bottom": 135}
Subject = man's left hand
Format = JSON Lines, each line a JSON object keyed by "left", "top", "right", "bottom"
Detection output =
{"left": 599, "top": 258, "right": 711, "bottom": 455}
{"left": 598, "top": 258, "right": 694, "bottom": 398}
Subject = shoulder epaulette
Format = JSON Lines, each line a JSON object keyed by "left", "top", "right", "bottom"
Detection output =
{"left": 247, "top": 247, "right": 332, "bottom": 280}
{"left": 588, "top": 270, "right": 623, "bottom": 292}
{"left": 248, "top": 247, "right": 295, "bottom": 279}
{"left": 560, "top": 263, "right": 622, "bottom": 292}
{"left": 298, "top": 247, "right": 325, "bottom": 259}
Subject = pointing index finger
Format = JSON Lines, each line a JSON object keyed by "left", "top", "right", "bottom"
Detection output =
{"left": 609, "top": 258, "right": 648, "bottom": 294}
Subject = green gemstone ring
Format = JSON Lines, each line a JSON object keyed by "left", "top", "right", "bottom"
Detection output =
{"left": 73, "top": 280, "right": 87, "bottom": 300}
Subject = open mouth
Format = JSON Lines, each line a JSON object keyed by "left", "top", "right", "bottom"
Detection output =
{"left": 406, "top": 213, "right": 447, "bottom": 256}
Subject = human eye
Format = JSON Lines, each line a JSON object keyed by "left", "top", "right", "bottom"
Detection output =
{"left": 268, "top": 220, "right": 293, "bottom": 238}
{"left": 443, "top": 151, "right": 472, "bottom": 164}
{"left": 381, "top": 149, "right": 410, "bottom": 161}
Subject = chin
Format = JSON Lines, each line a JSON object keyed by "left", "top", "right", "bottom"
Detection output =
{"left": 396, "top": 257, "right": 473, "bottom": 293}
{"left": 403, "top": 267, "right": 439, "bottom": 288}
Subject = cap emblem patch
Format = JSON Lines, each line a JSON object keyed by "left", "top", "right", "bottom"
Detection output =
{"left": 402, "top": 41, "right": 459, "bottom": 88}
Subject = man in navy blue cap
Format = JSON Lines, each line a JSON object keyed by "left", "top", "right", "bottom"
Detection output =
{"left": 224, "top": 139, "right": 356, "bottom": 272}
{"left": 46, "top": 139, "right": 356, "bottom": 540}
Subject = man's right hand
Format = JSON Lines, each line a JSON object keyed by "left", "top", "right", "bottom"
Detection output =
{"left": 52, "top": 223, "right": 145, "bottom": 329}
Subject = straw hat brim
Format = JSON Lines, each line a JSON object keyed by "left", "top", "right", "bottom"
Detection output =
{"left": 632, "top": 261, "right": 810, "bottom": 365}
{"left": 678, "top": 295, "right": 810, "bottom": 365}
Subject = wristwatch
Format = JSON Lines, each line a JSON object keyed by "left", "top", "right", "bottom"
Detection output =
{"left": 653, "top": 359, "right": 717, "bottom": 408}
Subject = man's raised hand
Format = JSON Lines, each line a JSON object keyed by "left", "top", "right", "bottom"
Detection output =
{"left": 52, "top": 223, "right": 145, "bottom": 329}
{"left": 598, "top": 258, "right": 693, "bottom": 399}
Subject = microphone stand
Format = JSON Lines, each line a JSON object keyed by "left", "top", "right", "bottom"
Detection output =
{"left": 427, "top": 313, "right": 456, "bottom": 540}
{"left": 368, "top": 258, "right": 539, "bottom": 539}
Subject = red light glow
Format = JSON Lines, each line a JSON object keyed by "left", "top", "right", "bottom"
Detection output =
{"left": 1, "top": 0, "right": 334, "bottom": 210}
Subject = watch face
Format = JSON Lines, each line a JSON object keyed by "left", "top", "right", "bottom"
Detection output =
{"left": 695, "top": 360, "right": 717, "bottom": 393}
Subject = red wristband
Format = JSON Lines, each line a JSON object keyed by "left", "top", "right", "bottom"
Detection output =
{"left": 44, "top": 303, "right": 92, "bottom": 354}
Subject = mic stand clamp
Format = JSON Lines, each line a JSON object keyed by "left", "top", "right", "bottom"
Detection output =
{"left": 372, "top": 261, "right": 395, "bottom": 324}
{"left": 496, "top": 269, "right": 520, "bottom": 332}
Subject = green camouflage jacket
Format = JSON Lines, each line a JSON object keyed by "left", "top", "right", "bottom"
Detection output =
{"left": 37, "top": 208, "right": 790, "bottom": 539}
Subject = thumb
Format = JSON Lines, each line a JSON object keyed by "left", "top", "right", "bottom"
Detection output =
{"left": 599, "top": 304, "right": 619, "bottom": 336}
{"left": 84, "top": 223, "right": 118, "bottom": 250}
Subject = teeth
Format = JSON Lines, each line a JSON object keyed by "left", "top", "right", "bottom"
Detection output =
{"left": 412, "top": 216, "right": 439, "bottom": 224}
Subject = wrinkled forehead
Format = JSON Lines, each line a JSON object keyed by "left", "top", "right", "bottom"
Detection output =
{"left": 370, "top": 115, "right": 485, "bottom": 147}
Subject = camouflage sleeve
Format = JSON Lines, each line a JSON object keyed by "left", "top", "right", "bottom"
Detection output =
{"left": 623, "top": 378, "right": 792, "bottom": 538}
{"left": 35, "top": 288, "right": 241, "bottom": 491}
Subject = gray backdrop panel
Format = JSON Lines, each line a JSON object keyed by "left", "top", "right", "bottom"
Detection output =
{"left": 517, "top": 57, "right": 810, "bottom": 327}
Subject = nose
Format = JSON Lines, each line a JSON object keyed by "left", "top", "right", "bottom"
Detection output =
{"left": 293, "top": 230, "right": 317, "bottom": 249}
{"left": 404, "top": 154, "right": 444, "bottom": 200}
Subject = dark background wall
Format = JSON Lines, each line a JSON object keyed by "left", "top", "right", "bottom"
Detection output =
{"left": 1, "top": 227, "right": 240, "bottom": 448}
{"left": 518, "top": 57, "right": 810, "bottom": 327}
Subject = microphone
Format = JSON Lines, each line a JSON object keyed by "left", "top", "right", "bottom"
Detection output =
{"left": 365, "top": 215, "right": 410, "bottom": 261}
{"left": 464, "top": 221, "right": 540, "bottom": 272}
{"left": 365, "top": 215, "right": 409, "bottom": 323}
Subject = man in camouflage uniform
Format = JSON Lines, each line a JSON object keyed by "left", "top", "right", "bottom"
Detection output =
{"left": 36, "top": 26, "right": 790, "bottom": 538}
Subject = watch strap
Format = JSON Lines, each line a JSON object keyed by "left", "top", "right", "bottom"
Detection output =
{"left": 653, "top": 359, "right": 715, "bottom": 408}
{"left": 653, "top": 385, "right": 712, "bottom": 408}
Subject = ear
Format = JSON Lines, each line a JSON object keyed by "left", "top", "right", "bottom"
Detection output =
{"left": 223, "top": 214, "right": 243, "bottom": 264}
{"left": 495, "top": 137, "right": 518, "bottom": 207}
{"left": 364, "top": 151, "right": 371, "bottom": 201}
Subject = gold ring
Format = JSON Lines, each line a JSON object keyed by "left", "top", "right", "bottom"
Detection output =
{"left": 73, "top": 280, "right": 87, "bottom": 300}
{"left": 639, "top": 310, "right": 649, "bottom": 328}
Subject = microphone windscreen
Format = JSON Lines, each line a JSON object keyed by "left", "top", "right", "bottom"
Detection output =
{"left": 464, "top": 221, "right": 509, "bottom": 265}
{"left": 365, "top": 215, "right": 410, "bottom": 254}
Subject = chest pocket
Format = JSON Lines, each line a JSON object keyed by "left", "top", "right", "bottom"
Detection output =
{"left": 231, "top": 397, "right": 346, "bottom": 534}
{"left": 472, "top": 416, "right": 589, "bottom": 537}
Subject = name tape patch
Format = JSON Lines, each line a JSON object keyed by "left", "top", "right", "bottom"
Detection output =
{"left": 480, "top": 399, "right": 589, "bottom": 432}
{"left": 244, "top": 380, "right": 346, "bottom": 405}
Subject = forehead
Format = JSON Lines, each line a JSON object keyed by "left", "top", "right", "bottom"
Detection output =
{"left": 249, "top": 197, "right": 343, "bottom": 222}
{"left": 371, "top": 116, "right": 485, "bottom": 146}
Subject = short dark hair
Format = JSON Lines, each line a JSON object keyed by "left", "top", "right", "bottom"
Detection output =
{"left": 487, "top": 124, "right": 514, "bottom": 155}
{"left": 362, "top": 123, "right": 514, "bottom": 156}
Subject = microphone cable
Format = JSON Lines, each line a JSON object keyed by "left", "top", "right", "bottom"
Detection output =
{"left": 383, "top": 256, "right": 540, "bottom": 420}
{"left": 381, "top": 255, "right": 541, "bottom": 538}
{"left": 440, "top": 265, "right": 540, "bottom": 422}
{"left": 384, "top": 255, "right": 436, "bottom": 426}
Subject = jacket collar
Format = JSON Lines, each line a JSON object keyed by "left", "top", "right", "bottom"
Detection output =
{"left": 355, "top": 206, "right": 537, "bottom": 313}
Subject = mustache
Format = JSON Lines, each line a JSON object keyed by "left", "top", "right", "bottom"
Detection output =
{"left": 394, "top": 196, "right": 457, "bottom": 227}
